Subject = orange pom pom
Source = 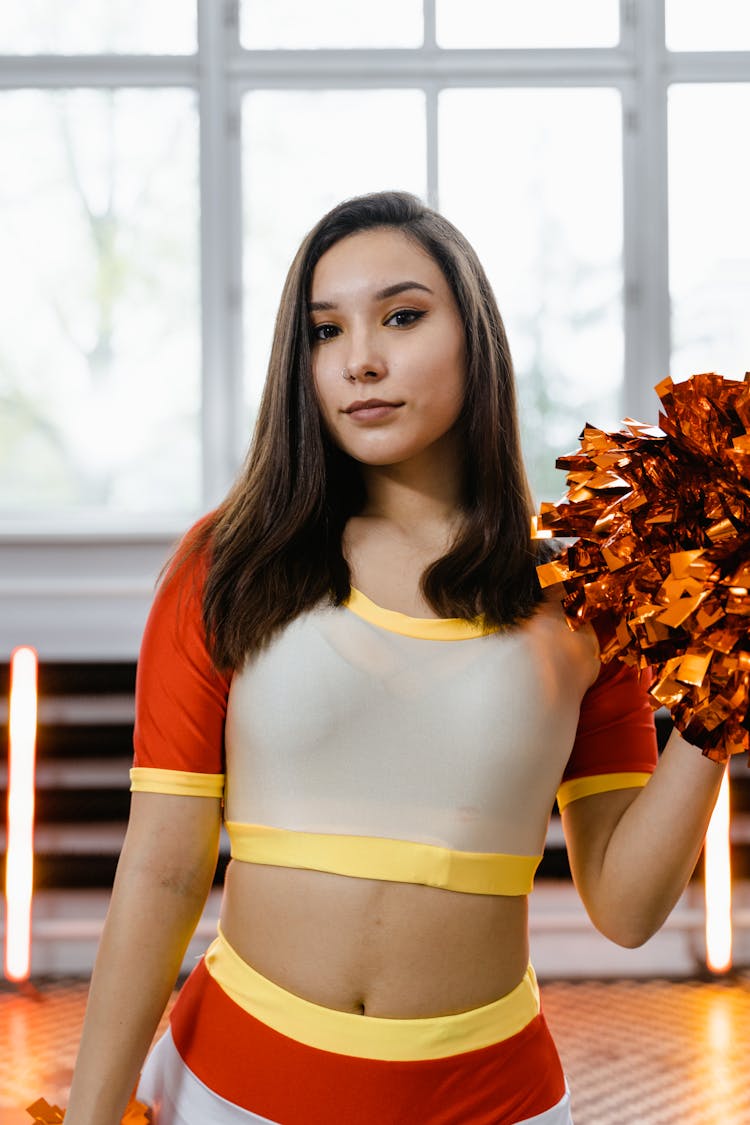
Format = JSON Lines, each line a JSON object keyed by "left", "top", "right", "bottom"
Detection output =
{"left": 26, "top": 1100, "right": 65, "bottom": 1124}
{"left": 26, "top": 1095, "right": 151, "bottom": 1123}
{"left": 122, "top": 1096, "right": 152, "bottom": 1123}
{"left": 538, "top": 372, "right": 750, "bottom": 762}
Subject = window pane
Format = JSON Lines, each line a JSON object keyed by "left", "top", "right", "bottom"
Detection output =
{"left": 436, "top": 0, "right": 619, "bottom": 48}
{"left": 440, "top": 89, "right": 623, "bottom": 503}
{"left": 243, "top": 90, "right": 426, "bottom": 415}
{"left": 666, "top": 0, "right": 750, "bottom": 51}
{"left": 0, "top": 0, "right": 196, "bottom": 54}
{"left": 669, "top": 85, "right": 750, "bottom": 382}
{"left": 241, "top": 0, "right": 423, "bottom": 49}
{"left": 0, "top": 89, "right": 201, "bottom": 517}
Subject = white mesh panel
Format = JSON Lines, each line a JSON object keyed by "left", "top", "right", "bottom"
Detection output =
{"left": 224, "top": 598, "right": 598, "bottom": 857}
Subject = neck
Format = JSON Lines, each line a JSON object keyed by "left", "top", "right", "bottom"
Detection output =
{"left": 358, "top": 438, "right": 464, "bottom": 537}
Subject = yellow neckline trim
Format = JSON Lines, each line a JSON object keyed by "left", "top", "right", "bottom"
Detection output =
{"left": 343, "top": 587, "right": 498, "bottom": 640}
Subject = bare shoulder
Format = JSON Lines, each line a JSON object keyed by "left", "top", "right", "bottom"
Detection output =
{"left": 529, "top": 587, "right": 601, "bottom": 685}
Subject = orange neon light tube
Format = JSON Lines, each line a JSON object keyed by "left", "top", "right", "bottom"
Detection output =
{"left": 4, "top": 646, "right": 39, "bottom": 982}
{"left": 704, "top": 768, "right": 732, "bottom": 974}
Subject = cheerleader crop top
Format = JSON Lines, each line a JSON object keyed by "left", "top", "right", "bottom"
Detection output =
{"left": 130, "top": 542, "right": 658, "bottom": 897}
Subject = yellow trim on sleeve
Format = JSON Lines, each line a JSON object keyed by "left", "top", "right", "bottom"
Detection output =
{"left": 557, "top": 771, "right": 653, "bottom": 812}
{"left": 343, "top": 587, "right": 499, "bottom": 640}
{"left": 129, "top": 767, "right": 225, "bottom": 798}
{"left": 206, "top": 924, "right": 540, "bottom": 1060}
{"left": 224, "top": 822, "right": 540, "bottom": 896}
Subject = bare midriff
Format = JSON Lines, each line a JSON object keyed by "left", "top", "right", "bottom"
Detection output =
{"left": 220, "top": 859, "right": 529, "bottom": 1018}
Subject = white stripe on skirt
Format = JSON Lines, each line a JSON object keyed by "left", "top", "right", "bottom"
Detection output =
{"left": 137, "top": 1028, "right": 281, "bottom": 1124}
{"left": 137, "top": 1026, "right": 574, "bottom": 1125}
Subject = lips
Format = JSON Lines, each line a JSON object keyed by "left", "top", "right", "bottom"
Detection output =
{"left": 344, "top": 398, "right": 403, "bottom": 413}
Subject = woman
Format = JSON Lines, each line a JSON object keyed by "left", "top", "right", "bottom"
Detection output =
{"left": 65, "top": 192, "right": 726, "bottom": 1124}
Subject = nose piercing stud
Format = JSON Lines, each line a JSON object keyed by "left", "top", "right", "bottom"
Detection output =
{"left": 341, "top": 367, "right": 356, "bottom": 382}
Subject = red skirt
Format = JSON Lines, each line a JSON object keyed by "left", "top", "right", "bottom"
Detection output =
{"left": 138, "top": 927, "right": 569, "bottom": 1125}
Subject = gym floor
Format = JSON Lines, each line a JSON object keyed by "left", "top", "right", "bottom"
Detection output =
{"left": 2, "top": 971, "right": 750, "bottom": 1125}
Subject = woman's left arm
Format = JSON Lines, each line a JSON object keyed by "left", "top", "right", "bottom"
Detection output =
{"left": 562, "top": 728, "right": 726, "bottom": 947}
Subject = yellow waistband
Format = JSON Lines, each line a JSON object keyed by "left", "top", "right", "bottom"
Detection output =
{"left": 224, "top": 822, "right": 541, "bottom": 896}
{"left": 206, "top": 924, "right": 540, "bottom": 1060}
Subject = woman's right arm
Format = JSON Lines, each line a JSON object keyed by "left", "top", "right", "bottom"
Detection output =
{"left": 64, "top": 790, "right": 222, "bottom": 1124}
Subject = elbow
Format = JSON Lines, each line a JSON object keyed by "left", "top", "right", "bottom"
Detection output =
{"left": 590, "top": 906, "right": 663, "bottom": 949}
{"left": 605, "top": 924, "right": 655, "bottom": 950}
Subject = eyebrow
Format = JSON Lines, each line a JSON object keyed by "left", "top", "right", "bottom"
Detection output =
{"left": 308, "top": 280, "right": 433, "bottom": 313}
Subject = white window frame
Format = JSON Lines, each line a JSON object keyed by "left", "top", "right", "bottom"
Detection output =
{"left": 1, "top": 0, "right": 749, "bottom": 658}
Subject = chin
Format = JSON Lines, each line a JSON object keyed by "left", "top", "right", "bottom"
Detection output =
{"left": 348, "top": 443, "right": 424, "bottom": 467}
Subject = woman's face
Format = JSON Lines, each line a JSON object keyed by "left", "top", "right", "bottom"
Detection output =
{"left": 309, "top": 227, "right": 466, "bottom": 469}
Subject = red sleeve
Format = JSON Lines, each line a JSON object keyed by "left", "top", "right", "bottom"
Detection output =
{"left": 557, "top": 659, "right": 658, "bottom": 810}
{"left": 132, "top": 541, "right": 231, "bottom": 778}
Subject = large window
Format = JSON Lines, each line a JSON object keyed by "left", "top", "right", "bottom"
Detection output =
{"left": 2, "top": 0, "right": 749, "bottom": 523}
{"left": 435, "top": 0, "right": 620, "bottom": 48}
{"left": 242, "top": 90, "right": 427, "bottom": 420}
{"left": 439, "top": 88, "right": 623, "bottom": 497}
{"left": 0, "top": 1, "right": 197, "bottom": 55}
{"left": 665, "top": 1, "right": 750, "bottom": 52}
{"left": 240, "top": 0, "right": 423, "bottom": 49}
{"left": 0, "top": 88, "right": 200, "bottom": 515}
{"left": 668, "top": 85, "right": 750, "bottom": 382}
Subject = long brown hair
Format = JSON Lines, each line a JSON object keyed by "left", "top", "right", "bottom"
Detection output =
{"left": 189, "top": 191, "right": 548, "bottom": 669}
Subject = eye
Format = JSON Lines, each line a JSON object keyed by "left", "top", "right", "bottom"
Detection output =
{"left": 310, "top": 323, "right": 340, "bottom": 342}
{"left": 385, "top": 308, "right": 426, "bottom": 328}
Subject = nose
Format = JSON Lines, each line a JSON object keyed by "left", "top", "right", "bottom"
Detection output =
{"left": 345, "top": 364, "right": 384, "bottom": 382}
{"left": 344, "top": 329, "right": 387, "bottom": 382}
